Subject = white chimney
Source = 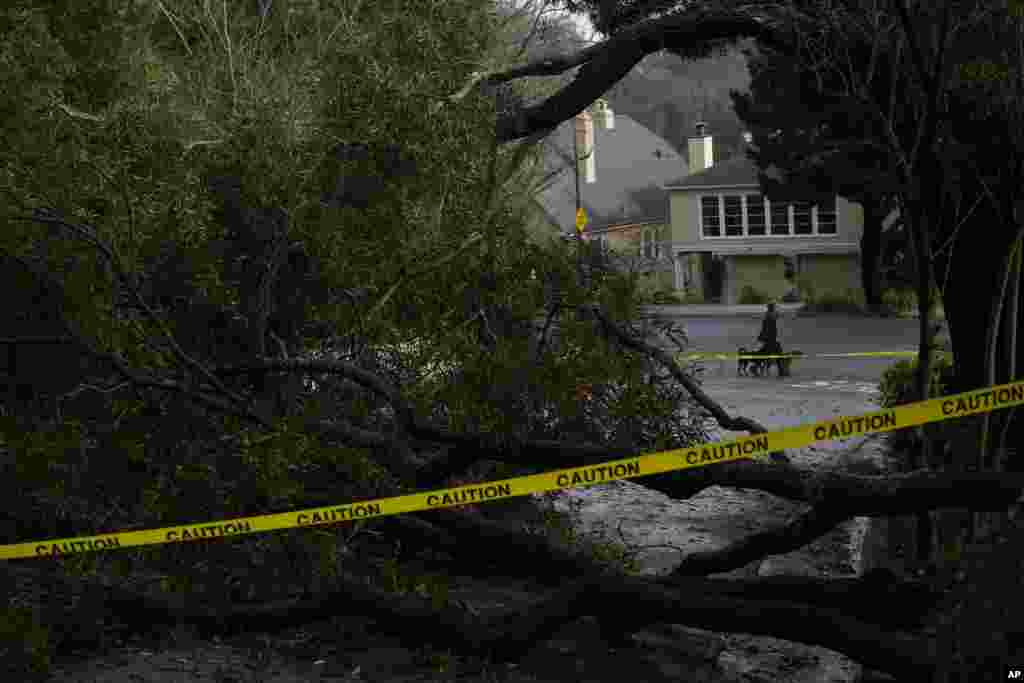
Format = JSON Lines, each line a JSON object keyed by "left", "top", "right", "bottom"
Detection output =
{"left": 688, "top": 121, "right": 713, "bottom": 175}
{"left": 594, "top": 98, "right": 615, "bottom": 130}
{"left": 575, "top": 110, "right": 596, "bottom": 184}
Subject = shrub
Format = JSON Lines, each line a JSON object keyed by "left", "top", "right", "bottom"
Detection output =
{"left": 798, "top": 288, "right": 866, "bottom": 314}
{"left": 737, "top": 285, "right": 769, "bottom": 304}
{"left": 0, "top": 606, "right": 51, "bottom": 682}
{"left": 878, "top": 354, "right": 956, "bottom": 409}
{"left": 650, "top": 289, "right": 684, "bottom": 305}
{"left": 882, "top": 284, "right": 944, "bottom": 316}
{"left": 796, "top": 276, "right": 816, "bottom": 304}
{"left": 882, "top": 288, "right": 917, "bottom": 315}
{"left": 878, "top": 353, "right": 956, "bottom": 453}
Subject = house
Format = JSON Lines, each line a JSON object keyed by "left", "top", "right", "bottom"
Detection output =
{"left": 532, "top": 100, "right": 685, "bottom": 293}
{"left": 663, "top": 123, "right": 865, "bottom": 304}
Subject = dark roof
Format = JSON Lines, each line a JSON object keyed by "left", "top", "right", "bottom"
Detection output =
{"left": 535, "top": 114, "right": 686, "bottom": 233}
{"left": 662, "top": 153, "right": 762, "bottom": 189}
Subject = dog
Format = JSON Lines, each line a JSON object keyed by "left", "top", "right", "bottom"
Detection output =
{"left": 738, "top": 347, "right": 769, "bottom": 377}
{"left": 750, "top": 347, "right": 773, "bottom": 377}
{"left": 759, "top": 348, "right": 805, "bottom": 377}
{"left": 740, "top": 346, "right": 802, "bottom": 377}
{"left": 737, "top": 347, "right": 753, "bottom": 376}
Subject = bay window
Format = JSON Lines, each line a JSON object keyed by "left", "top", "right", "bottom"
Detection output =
{"left": 701, "top": 197, "right": 721, "bottom": 237}
{"left": 724, "top": 196, "right": 743, "bottom": 236}
{"left": 698, "top": 193, "right": 839, "bottom": 237}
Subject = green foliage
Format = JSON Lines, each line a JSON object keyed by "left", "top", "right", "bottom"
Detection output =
{"left": 882, "top": 283, "right": 943, "bottom": 316}
{"left": 635, "top": 284, "right": 683, "bottom": 305}
{"left": 877, "top": 352, "right": 956, "bottom": 456}
{"left": 0, "top": 606, "right": 51, "bottom": 681}
{"left": 737, "top": 285, "right": 769, "bottom": 304}
{"left": 801, "top": 289, "right": 866, "bottom": 314}
{"left": 654, "top": 290, "right": 684, "bottom": 304}
{"left": 796, "top": 276, "right": 817, "bottom": 303}
{"left": 0, "top": 1, "right": 708, "bottom": 657}
{"left": 677, "top": 290, "right": 705, "bottom": 304}
{"left": 882, "top": 288, "right": 917, "bottom": 314}
{"left": 878, "top": 353, "right": 956, "bottom": 408}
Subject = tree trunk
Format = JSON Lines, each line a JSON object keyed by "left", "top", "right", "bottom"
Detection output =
{"left": 860, "top": 199, "right": 885, "bottom": 312}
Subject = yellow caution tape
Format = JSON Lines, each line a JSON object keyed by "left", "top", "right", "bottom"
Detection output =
{"left": 677, "top": 350, "right": 946, "bottom": 361}
{"left": 3, "top": 379, "right": 1021, "bottom": 561}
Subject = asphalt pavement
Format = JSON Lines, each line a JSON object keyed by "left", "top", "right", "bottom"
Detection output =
{"left": 668, "top": 312, "right": 923, "bottom": 385}
{"left": 555, "top": 312, "right": 921, "bottom": 682}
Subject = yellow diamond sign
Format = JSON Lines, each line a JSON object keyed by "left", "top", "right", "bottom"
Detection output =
{"left": 575, "top": 207, "right": 588, "bottom": 234}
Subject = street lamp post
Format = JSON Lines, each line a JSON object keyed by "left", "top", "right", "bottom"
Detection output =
{"left": 572, "top": 114, "right": 588, "bottom": 292}
{"left": 574, "top": 116, "right": 582, "bottom": 245}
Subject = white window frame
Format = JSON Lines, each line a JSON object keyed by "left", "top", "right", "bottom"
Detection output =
{"left": 746, "top": 193, "right": 767, "bottom": 236}
{"left": 698, "top": 193, "right": 840, "bottom": 238}
{"left": 700, "top": 197, "right": 722, "bottom": 238}
{"left": 640, "top": 226, "right": 662, "bottom": 259}
{"left": 723, "top": 195, "right": 744, "bottom": 237}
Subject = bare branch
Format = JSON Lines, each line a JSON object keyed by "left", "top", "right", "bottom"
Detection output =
{"left": 214, "top": 358, "right": 416, "bottom": 436}
{"left": 11, "top": 210, "right": 254, "bottom": 412}
{"left": 438, "top": 6, "right": 804, "bottom": 142}
{"left": 584, "top": 304, "right": 790, "bottom": 462}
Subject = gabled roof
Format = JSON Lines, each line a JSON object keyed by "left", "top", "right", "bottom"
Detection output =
{"left": 662, "top": 154, "right": 761, "bottom": 190}
{"left": 535, "top": 114, "right": 685, "bottom": 233}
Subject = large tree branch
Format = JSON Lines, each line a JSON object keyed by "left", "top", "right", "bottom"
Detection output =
{"left": 214, "top": 324, "right": 1024, "bottom": 586}
{"left": 464, "top": 6, "right": 803, "bottom": 142}
{"left": 674, "top": 467, "right": 1023, "bottom": 576}
{"left": 215, "top": 358, "right": 416, "bottom": 434}
{"left": 584, "top": 303, "right": 790, "bottom": 461}
{"left": 13, "top": 210, "right": 254, "bottom": 412}
{"left": 5, "top": 552, "right": 938, "bottom": 679}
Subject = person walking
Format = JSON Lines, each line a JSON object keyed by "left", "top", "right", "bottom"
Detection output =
{"left": 757, "top": 302, "right": 788, "bottom": 377}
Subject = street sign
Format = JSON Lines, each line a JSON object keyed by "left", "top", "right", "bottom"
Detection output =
{"left": 575, "top": 207, "right": 587, "bottom": 235}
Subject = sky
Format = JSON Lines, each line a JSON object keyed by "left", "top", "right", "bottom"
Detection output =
{"left": 560, "top": 9, "right": 600, "bottom": 44}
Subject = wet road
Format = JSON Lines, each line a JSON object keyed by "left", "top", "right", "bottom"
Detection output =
{"left": 547, "top": 312, "right": 925, "bottom": 682}
{"left": 675, "top": 313, "right": 922, "bottom": 384}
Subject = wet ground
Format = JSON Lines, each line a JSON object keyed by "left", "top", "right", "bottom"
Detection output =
{"left": 45, "top": 313, "right": 923, "bottom": 683}
{"left": 672, "top": 312, "right": 921, "bottom": 383}
{"left": 540, "top": 312, "right": 922, "bottom": 682}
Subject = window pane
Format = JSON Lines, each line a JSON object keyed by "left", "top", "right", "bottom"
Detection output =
{"left": 770, "top": 201, "right": 790, "bottom": 235}
{"left": 816, "top": 196, "right": 837, "bottom": 234}
{"left": 724, "top": 196, "right": 743, "bottom": 236}
{"left": 794, "top": 201, "right": 813, "bottom": 235}
{"left": 701, "top": 196, "right": 721, "bottom": 237}
{"left": 746, "top": 195, "right": 766, "bottom": 235}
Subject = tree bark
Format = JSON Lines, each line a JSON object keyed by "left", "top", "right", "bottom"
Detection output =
{"left": 1, "top": 545, "right": 942, "bottom": 679}
{"left": 860, "top": 198, "right": 885, "bottom": 311}
{"left": 476, "top": 7, "right": 803, "bottom": 143}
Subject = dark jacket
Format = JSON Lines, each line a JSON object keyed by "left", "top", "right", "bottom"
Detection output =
{"left": 758, "top": 311, "right": 779, "bottom": 346}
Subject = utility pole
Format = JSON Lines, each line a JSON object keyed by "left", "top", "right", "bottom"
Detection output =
{"left": 574, "top": 119, "right": 582, "bottom": 243}
{"left": 572, "top": 115, "right": 587, "bottom": 292}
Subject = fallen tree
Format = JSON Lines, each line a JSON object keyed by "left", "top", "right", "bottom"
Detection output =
{"left": 8, "top": 452, "right": 1023, "bottom": 680}
{"left": 7, "top": 135, "right": 1024, "bottom": 682}
{"left": 6, "top": 252, "right": 1023, "bottom": 677}
{"left": 4, "top": 2, "right": 1024, "bottom": 680}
